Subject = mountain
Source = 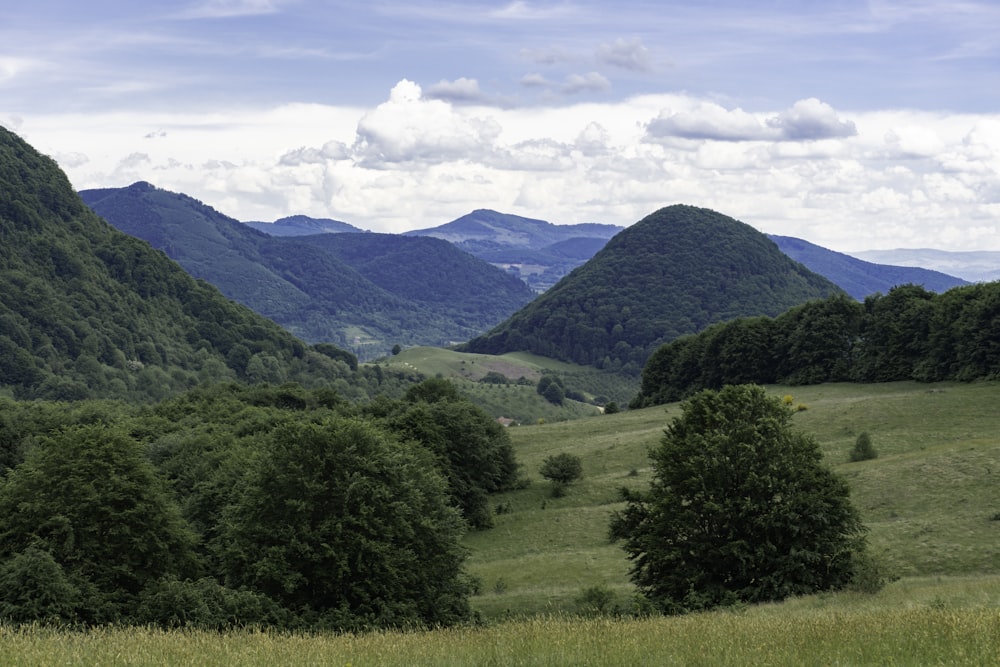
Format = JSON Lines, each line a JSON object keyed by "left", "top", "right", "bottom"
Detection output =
{"left": 243, "top": 214, "right": 365, "bottom": 236}
{"left": 460, "top": 205, "right": 844, "bottom": 373}
{"left": 769, "top": 235, "right": 968, "bottom": 299}
{"left": 0, "top": 127, "right": 355, "bottom": 402}
{"left": 848, "top": 248, "right": 1000, "bottom": 283}
{"left": 406, "top": 209, "right": 624, "bottom": 291}
{"left": 80, "top": 184, "right": 534, "bottom": 358}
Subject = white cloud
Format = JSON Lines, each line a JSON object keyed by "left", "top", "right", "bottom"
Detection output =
{"left": 16, "top": 81, "right": 1000, "bottom": 252}
{"left": 596, "top": 38, "right": 651, "bottom": 72}
{"left": 352, "top": 80, "right": 502, "bottom": 168}
{"left": 646, "top": 98, "right": 857, "bottom": 143}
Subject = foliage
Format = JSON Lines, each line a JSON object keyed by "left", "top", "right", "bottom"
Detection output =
{"left": 0, "top": 423, "right": 199, "bottom": 623}
{"left": 850, "top": 431, "right": 878, "bottom": 462}
{"left": 0, "top": 128, "right": 359, "bottom": 402}
{"left": 539, "top": 452, "right": 584, "bottom": 487}
{"left": 635, "top": 283, "right": 1000, "bottom": 406}
{"left": 461, "top": 205, "right": 841, "bottom": 374}
{"left": 537, "top": 374, "right": 566, "bottom": 405}
{"left": 610, "top": 385, "right": 868, "bottom": 614}
{"left": 379, "top": 378, "right": 521, "bottom": 529}
{"left": 219, "top": 417, "right": 471, "bottom": 630}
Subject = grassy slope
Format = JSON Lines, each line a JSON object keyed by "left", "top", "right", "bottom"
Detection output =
{"left": 377, "top": 347, "right": 639, "bottom": 423}
{"left": 464, "top": 381, "right": 1000, "bottom": 618}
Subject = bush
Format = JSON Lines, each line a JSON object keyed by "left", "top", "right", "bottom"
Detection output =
{"left": 576, "top": 585, "right": 616, "bottom": 615}
{"left": 850, "top": 432, "right": 878, "bottom": 462}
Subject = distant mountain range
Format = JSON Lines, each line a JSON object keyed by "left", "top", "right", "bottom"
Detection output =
{"left": 461, "top": 205, "right": 844, "bottom": 373}
{"left": 244, "top": 215, "right": 364, "bottom": 236}
{"left": 769, "top": 235, "right": 968, "bottom": 299}
{"left": 405, "top": 209, "right": 624, "bottom": 291}
{"left": 81, "top": 183, "right": 534, "bottom": 359}
{"left": 848, "top": 248, "right": 1000, "bottom": 283}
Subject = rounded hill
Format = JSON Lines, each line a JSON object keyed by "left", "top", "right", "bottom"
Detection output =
{"left": 460, "top": 204, "right": 843, "bottom": 373}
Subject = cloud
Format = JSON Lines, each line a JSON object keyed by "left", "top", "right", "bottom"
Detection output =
{"left": 596, "top": 38, "right": 651, "bottom": 72}
{"left": 490, "top": 1, "right": 571, "bottom": 20}
{"left": 563, "top": 72, "right": 611, "bottom": 95}
{"left": 520, "top": 73, "right": 551, "bottom": 88}
{"left": 766, "top": 98, "right": 857, "bottom": 140}
{"left": 424, "top": 78, "right": 491, "bottom": 104}
{"left": 352, "top": 80, "right": 502, "bottom": 167}
{"left": 646, "top": 98, "right": 857, "bottom": 142}
{"left": 279, "top": 141, "right": 351, "bottom": 166}
{"left": 24, "top": 82, "right": 1000, "bottom": 252}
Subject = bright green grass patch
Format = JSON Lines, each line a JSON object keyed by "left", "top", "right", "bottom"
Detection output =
{"left": 465, "top": 381, "right": 1000, "bottom": 619}
{"left": 4, "top": 577, "right": 999, "bottom": 666}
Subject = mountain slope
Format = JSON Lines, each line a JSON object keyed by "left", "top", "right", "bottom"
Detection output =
{"left": 292, "top": 232, "right": 535, "bottom": 336}
{"left": 460, "top": 205, "right": 844, "bottom": 373}
{"left": 406, "top": 209, "right": 624, "bottom": 291}
{"left": 80, "top": 184, "right": 534, "bottom": 357}
{"left": 849, "top": 248, "right": 1000, "bottom": 283}
{"left": 0, "top": 127, "right": 354, "bottom": 401}
{"left": 769, "top": 235, "right": 968, "bottom": 299}
{"left": 243, "top": 214, "right": 364, "bottom": 236}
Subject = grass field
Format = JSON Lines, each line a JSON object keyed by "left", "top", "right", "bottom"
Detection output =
{"left": 4, "top": 379, "right": 999, "bottom": 664}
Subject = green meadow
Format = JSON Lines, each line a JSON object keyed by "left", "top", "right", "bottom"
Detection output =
{"left": 4, "top": 378, "right": 1000, "bottom": 664}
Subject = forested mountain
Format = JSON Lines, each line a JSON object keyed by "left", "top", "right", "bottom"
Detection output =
{"left": 81, "top": 184, "right": 533, "bottom": 358}
{"left": 293, "top": 232, "right": 535, "bottom": 336}
{"left": 770, "top": 235, "right": 968, "bottom": 299}
{"left": 633, "top": 282, "right": 1000, "bottom": 406}
{"left": 406, "top": 209, "right": 624, "bottom": 291}
{"left": 850, "top": 248, "right": 1000, "bottom": 283}
{"left": 460, "top": 205, "right": 844, "bottom": 374}
{"left": 0, "top": 127, "right": 357, "bottom": 402}
{"left": 243, "top": 214, "right": 364, "bottom": 236}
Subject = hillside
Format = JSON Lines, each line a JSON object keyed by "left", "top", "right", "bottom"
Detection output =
{"left": 850, "top": 248, "right": 1000, "bottom": 283}
{"left": 770, "top": 235, "right": 968, "bottom": 298}
{"left": 0, "top": 127, "right": 356, "bottom": 401}
{"left": 406, "top": 209, "right": 624, "bottom": 291}
{"left": 81, "top": 184, "right": 533, "bottom": 358}
{"left": 460, "top": 205, "right": 843, "bottom": 373}
{"left": 293, "top": 232, "right": 535, "bottom": 336}
{"left": 243, "top": 214, "right": 364, "bottom": 236}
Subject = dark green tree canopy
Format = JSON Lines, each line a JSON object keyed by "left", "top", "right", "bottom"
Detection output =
{"left": 220, "top": 417, "right": 471, "bottom": 629}
{"left": 611, "top": 384, "right": 867, "bottom": 614}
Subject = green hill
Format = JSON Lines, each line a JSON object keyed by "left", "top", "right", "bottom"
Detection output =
{"left": 81, "top": 183, "right": 534, "bottom": 358}
{"left": 0, "top": 127, "right": 355, "bottom": 401}
{"left": 461, "top": 205, "right": 843, "bottom": 373}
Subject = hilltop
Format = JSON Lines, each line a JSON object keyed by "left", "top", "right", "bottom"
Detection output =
{"left": 460, "top": 205, "right": 843, "bottom": 373}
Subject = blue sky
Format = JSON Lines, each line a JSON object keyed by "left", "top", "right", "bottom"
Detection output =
{"left": 3, "top": 0, "right": 999, "bottom": 250}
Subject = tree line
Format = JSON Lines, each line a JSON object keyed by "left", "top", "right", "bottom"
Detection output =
{"left": 0, "top": 380, "right": 520, "bottom": 630}
{"left": 633, "top": 283, "right": 1000, "bottom": 407}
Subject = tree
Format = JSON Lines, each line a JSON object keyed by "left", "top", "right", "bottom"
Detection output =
{"left": 539, "top": 452, "right": 583, "bottom": 497}
{"left": 220, "top": 417, "right": 471, "bottom": 630}
{"left": 0, "top": 423, "right": 199, "bottom": 623}
{"left": 610, "top": 384, "right": 868, "bottom": 614}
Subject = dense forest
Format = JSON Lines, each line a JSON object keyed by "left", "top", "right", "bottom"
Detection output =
{"left": 0, "top": 381, "right": 520, "bottom": 629}
{"left": 0, "top": 128, "right": 369, "bottom": 402}
{"left": 461, "top": 205, "right": 842, "bottom": 374}
{"left": 633, "top": 283, "right": 1000, "bottom": 406}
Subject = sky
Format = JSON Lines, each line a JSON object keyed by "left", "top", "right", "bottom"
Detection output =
{"left": 2, "top": 0, "right": 999, "bottom": 251}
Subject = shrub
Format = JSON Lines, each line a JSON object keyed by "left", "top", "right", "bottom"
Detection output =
{"left": 850, "top": 432, "right": 878, "bottom": 462}
{"left": 576, "top": 585, "right": 616, "bottom": 615}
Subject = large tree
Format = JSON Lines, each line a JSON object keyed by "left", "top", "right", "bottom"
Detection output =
{"left": 219, "top": 417, "right": 471, "bottom": 630}
{"left": 610, "top": 384, "right": 867, "bottom": 613}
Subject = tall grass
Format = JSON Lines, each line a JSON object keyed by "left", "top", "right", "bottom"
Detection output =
{"left": 5, "top": 581, "right": 1000, "bottom": 666}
